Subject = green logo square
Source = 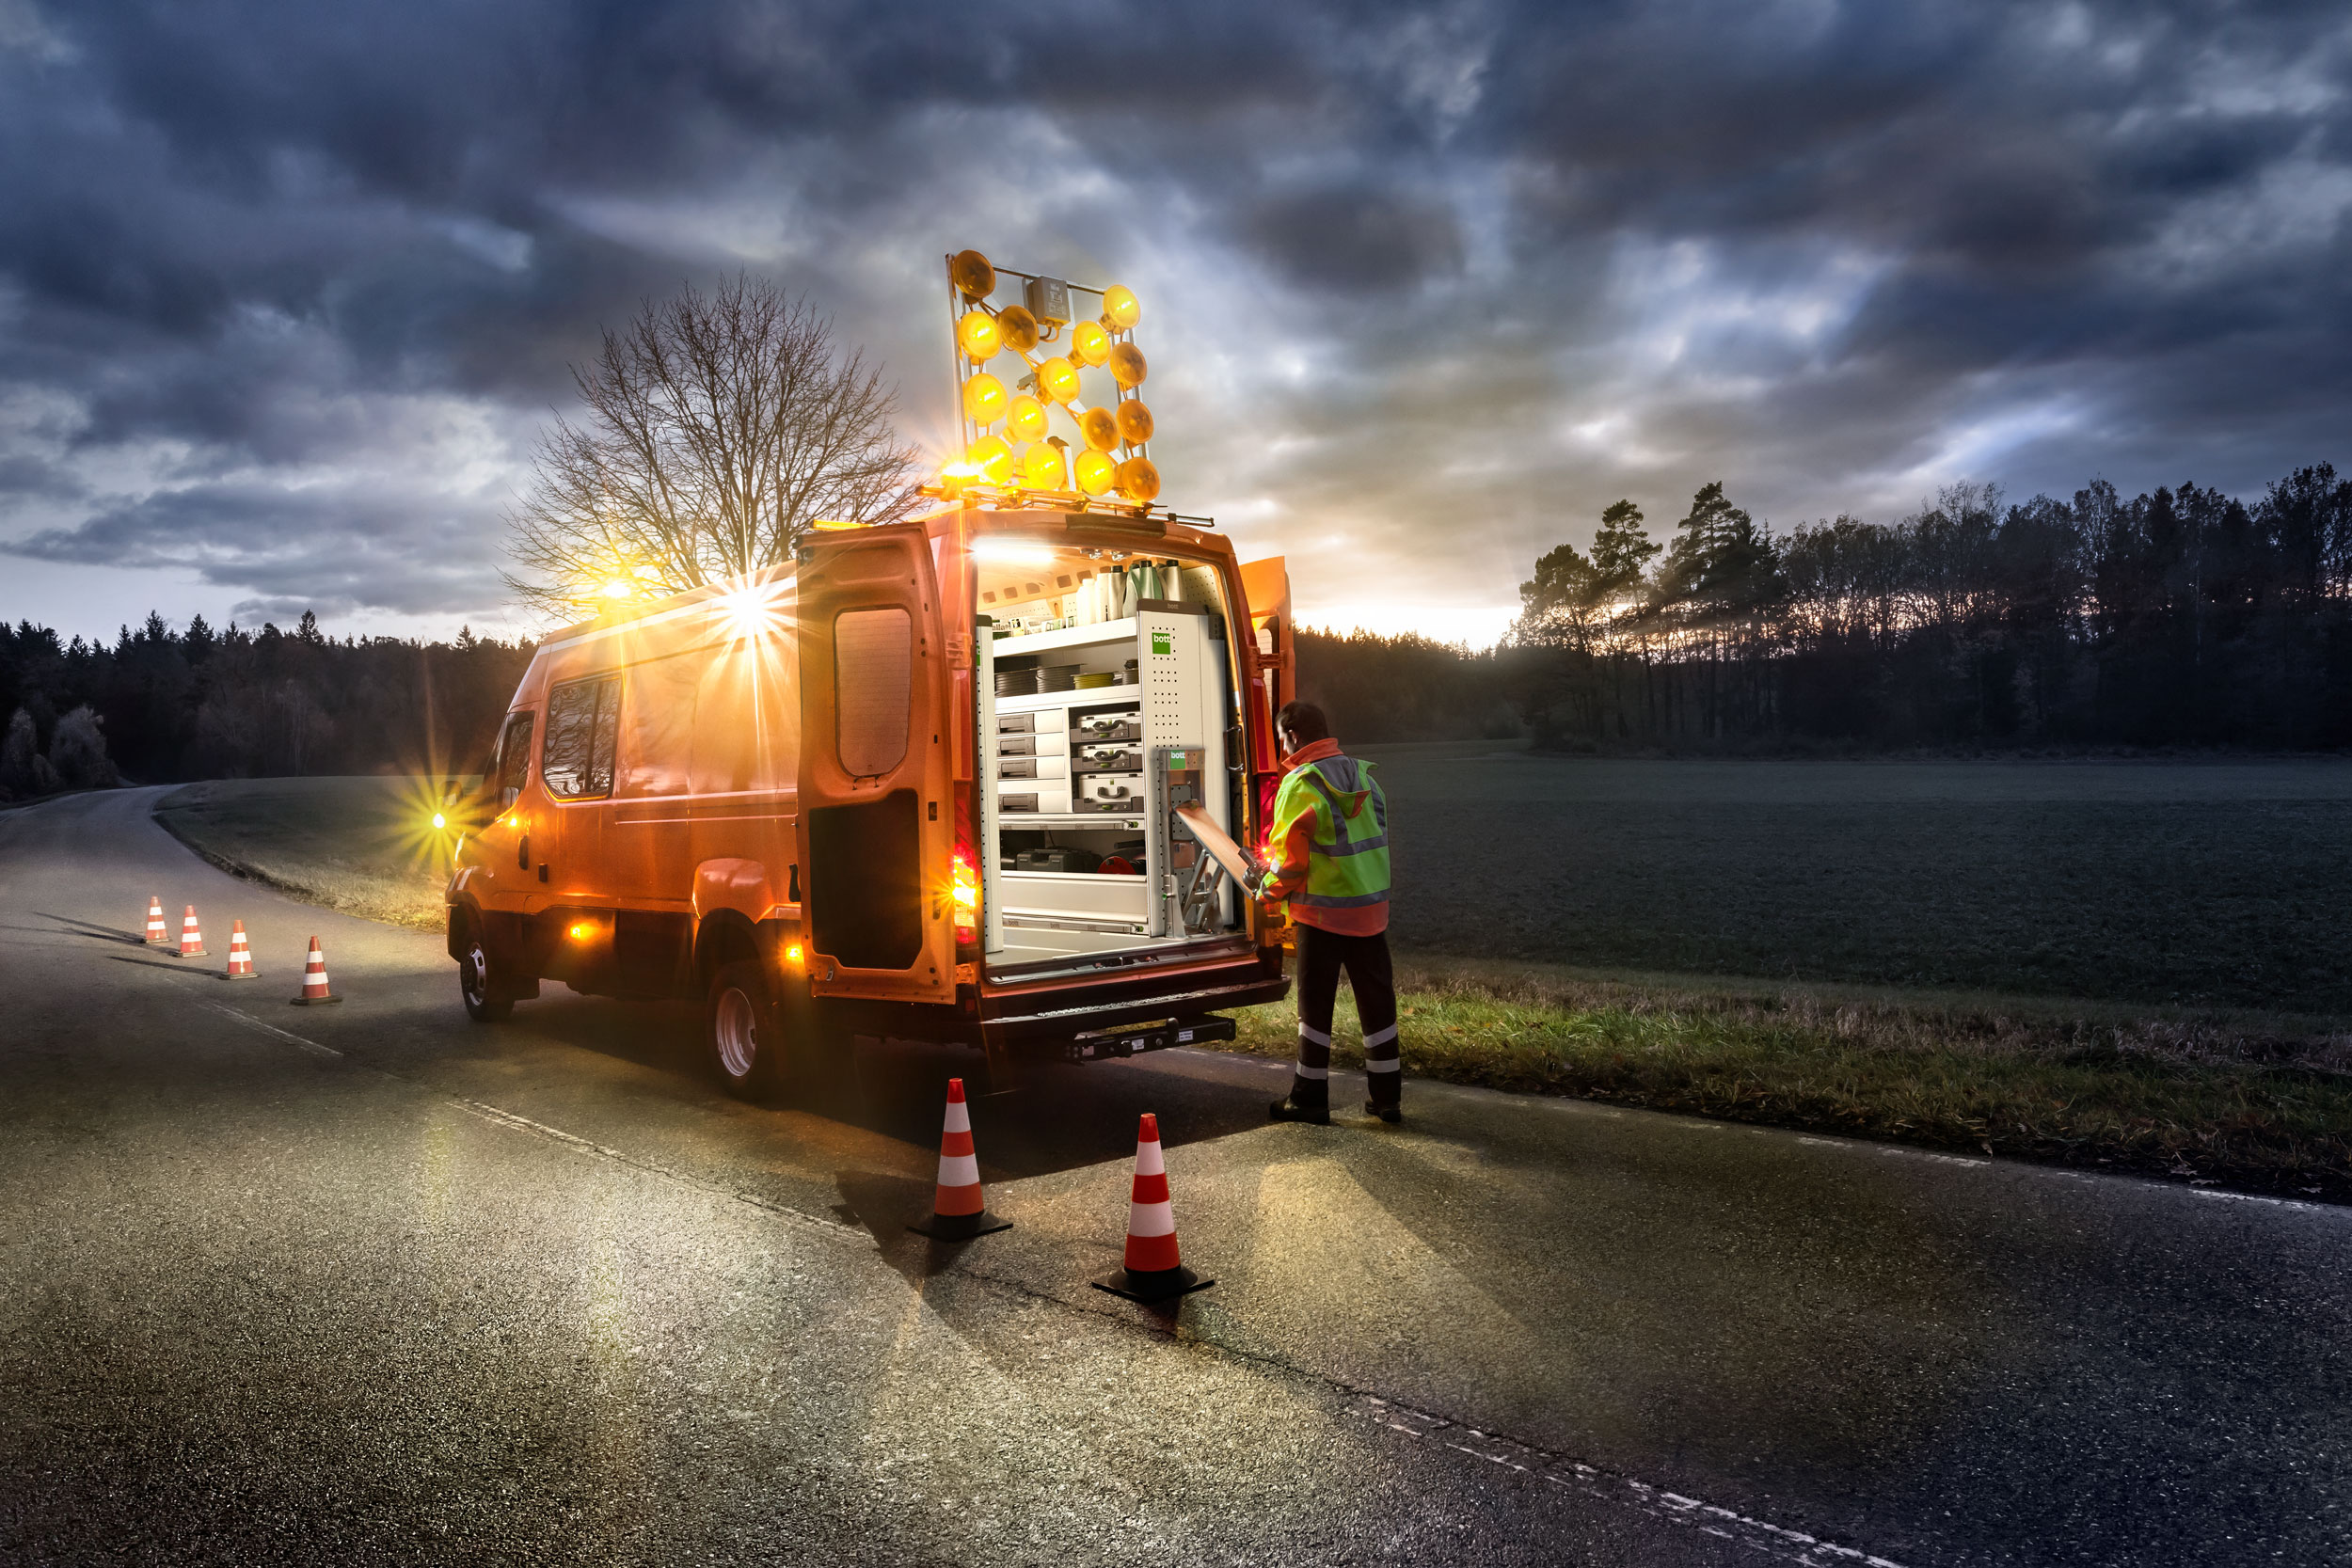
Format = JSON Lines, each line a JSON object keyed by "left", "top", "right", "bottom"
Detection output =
{"left": 1151, "top": 629, "right": 1173, "bottom": 656}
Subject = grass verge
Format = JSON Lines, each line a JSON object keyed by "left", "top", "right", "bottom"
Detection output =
{"left": 1211, "top": 954, "right": 2352, "bottom": 1203}
{"left": 154, "top": 777, "right": 453, "bottom": 932}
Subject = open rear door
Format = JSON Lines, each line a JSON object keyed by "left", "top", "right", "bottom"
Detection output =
{"left": 1239, "top": 555, "right": 1294, "bottom": 826}
{"left": 796, "top": 525, "right": 955, "bottom": 1005}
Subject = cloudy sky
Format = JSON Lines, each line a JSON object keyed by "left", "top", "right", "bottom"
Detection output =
{"left": 3, "top": 0, "right": 2349, "bottom": 647}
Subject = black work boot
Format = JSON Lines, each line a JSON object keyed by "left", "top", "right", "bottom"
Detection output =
{"left": 1364, "top": 1100, "right": 1401, "bottom": 1124}
{"left": 1269, "top": 1093, "right": 1331, "bottom": 1125}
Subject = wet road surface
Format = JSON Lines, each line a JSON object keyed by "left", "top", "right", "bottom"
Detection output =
{"left": 2, "top": 787, "right": 2346, "bottom": 1565}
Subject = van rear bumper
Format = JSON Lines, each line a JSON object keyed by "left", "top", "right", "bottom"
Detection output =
{"left": 975, "top": 967, "right": 1290, "bottom": 1046}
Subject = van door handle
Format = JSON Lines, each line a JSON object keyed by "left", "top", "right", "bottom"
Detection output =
{"left": 518, "top": 834, "right": 530, "bottom": 869}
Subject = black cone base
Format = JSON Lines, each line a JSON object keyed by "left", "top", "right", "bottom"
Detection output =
{"left": 290, "top": 994, "right": 342, "bottom": 1006}
{"left": 1090, "top": 1264, "right": 1215, "bottom": 1304}
{"left": 909, "top": 1209, "right": 1011, "bottom": 1241}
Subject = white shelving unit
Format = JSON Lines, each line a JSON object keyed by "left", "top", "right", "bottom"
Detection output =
{"left": 978, "top": 600, "right": 1235, "bottom": 966}
{"left": 990, "top": 616, "right": 1138, "bottom": 658}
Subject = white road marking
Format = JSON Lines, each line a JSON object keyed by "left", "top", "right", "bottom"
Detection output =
{"left": 2192, "top": 1188, "right": 2328, "bottom": 1214}
{"left": 204, "top": 1002, "right": 341, "bottom": 1058}
{"left": 444, "top": 1096, "right": 866, "bottom": 1240}
{"left": 1356, "top": 1394, "right": 1915, "bottom": 1567}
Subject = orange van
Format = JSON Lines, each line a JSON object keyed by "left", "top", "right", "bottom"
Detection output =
{"left": 445, "top": 503, "right": 1298, "bottom": 1095}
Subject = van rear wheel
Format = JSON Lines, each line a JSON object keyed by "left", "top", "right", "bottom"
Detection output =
{"left": 706, "top": 959, "right": 782, "bottom": 1100}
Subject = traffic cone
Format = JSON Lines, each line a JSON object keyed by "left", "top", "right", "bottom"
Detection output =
{"left": 908, "top": 1078, "right": 1012, "bottom": 1239}
{"left": 223, "top": 920, "right": 256, "bottom": 980}
{"left": 1090, "top": 1112, "right": 1214, "bottom": 1304}
{"left": 290, "top": 936, "right": 340, "bottom": 1006}
{"left": 176, "top": 905, "right": 207, "bottom": 958}
{"left": 143, "top": 896, "right": 168, "bottom": 944}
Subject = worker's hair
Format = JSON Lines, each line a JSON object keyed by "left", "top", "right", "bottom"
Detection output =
{"left": 1275, "top": 701, "right": 1329, "bottom": 746}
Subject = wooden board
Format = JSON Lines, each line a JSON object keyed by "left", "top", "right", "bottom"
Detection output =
{"left": 1174, "top": 802, "right": 1263, "bottom": 890}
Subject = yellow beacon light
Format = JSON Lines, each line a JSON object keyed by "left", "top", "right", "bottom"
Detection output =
{"left": 956, "top": 309, "right": 1000, "bottom": 363}
{"left": 1079, "top": 405, "right": 1118, "bottom": 451}
{"left": 1107, "top": 342, "right": 1147, "bottom": 389}
{"left": 1115, "top": 398, "right": 1154, "bottom": 447}
{"left": 966, "top": 435, "right": 1014, "bottom": 483}
{"left": 1115, "top": 455, "right": 1160, "bottom": 502}
{"left": 1071, "top": 320, "right": 1109, "bottom": 366}
{"left": 1101, "top": 285, "right": 1140, "bottom": 331}
{"left": 950, "top": 249, "right": 996, "bottom": 299}
{"left": 996, "top": 305, "right": 1040, "bottom": 355}
{"left": 1074, "top": 449, "right": 1116, "bottom": 496}
{"left": 431, "top": 811, "right": 447, "bottom": 831}
{"left": 1035, "top": 355, "right": 1080, "bottom": 404}
{"left": 1021, "top": 440, "right": 1067, "bottom": 489}
{"left": 961, "top": 372, "right": 1008, "bottom": 425}
{"left": 1006, "top": 394, "right": 1048, "bottom": 441}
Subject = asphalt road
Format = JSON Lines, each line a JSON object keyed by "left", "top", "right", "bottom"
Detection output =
{"left": 3, "top": 787, "right": 2347, "bottom": 1566}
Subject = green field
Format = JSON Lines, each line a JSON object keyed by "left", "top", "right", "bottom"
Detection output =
{"left": 1364, "top": 747, "right": 2352, "bottom": 1020}
{"left": 151, "top": 765, "right": 2352, "bottom": 1197}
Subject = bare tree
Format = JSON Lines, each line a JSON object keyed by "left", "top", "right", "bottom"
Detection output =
{"left": 505, "top": 276, "right": 920, "bottom": 620}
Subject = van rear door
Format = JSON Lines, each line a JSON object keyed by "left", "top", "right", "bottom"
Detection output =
{"left": 795, "top": 525, "right": 955, "bottom": 1005}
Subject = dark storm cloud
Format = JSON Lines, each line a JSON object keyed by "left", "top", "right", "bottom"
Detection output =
{"left": 1, "top": 0, "right": 2348, "bottom": 640}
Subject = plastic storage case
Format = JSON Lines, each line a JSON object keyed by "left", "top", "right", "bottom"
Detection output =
{"left": 1074, "top": 773, "right": 1146, "bottom": 812}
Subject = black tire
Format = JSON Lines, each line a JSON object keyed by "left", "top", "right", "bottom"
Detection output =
{"left": 706, "top": 958, "right": 783, "bottom": 1100}
{"left": 455, "top": 911, "right": 515, "bottom": 1023}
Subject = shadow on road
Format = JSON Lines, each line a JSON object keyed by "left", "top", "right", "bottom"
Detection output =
{"left": 24, "top": 911, "right": 149, "bottom": 945}
{"left": 469, "top": 990, "right": 1284, "bottom": 1185}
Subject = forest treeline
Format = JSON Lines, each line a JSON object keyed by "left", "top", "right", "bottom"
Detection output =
{"left": 6, "top": 458, "right": 2347, "bottom": 798}
{"left": 1309, "top": 463, "right": 2352, "bottom": 752}
{"left": 0, "top": 611, "right": 532, "bottom": 796}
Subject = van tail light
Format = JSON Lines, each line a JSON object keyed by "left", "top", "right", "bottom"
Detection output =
{"left": 951, "top": 841, "right": 979, "bottom": 946}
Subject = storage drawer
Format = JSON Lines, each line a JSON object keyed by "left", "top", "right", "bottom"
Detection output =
{"left": 1073, "top": 772, "right": 1146, "bottom": 812}
{"left": 996, "top": 729, "right": 1069, "bottom": 759}
{"left": 998, "top": 783, "right": 1073, "bottom": 814}
{"left": 995, "top": 712, "right": 1035, "bottom": 734}
{"left": 997, "top": 756, "right": 1067, "bottom": 781}
{"left": 1072, "top": 743, "right": 1143, "bottom": 773}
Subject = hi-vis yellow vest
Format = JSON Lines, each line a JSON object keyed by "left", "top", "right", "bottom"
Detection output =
{"left": 1269, "top": 753, "right": 1389, "bottom": 911}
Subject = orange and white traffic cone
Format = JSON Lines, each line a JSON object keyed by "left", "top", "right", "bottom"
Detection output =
{"left": 290, "top": 936, "right": 340, "bottom": 1006}
{"left": 1090, "top": 1112, "right": 1214, "bottom": 1303}
{"left": 224, "top": 920, "right": 256, "bottom": 980}
{"left": 908, "top": 1077, "right": 1011, "bottom": 1239}
{"left": 143, "top": 896, "right": 168, "bottom": 944}
{"left": 176, "top": 905, "right": 207, "bottom": 958}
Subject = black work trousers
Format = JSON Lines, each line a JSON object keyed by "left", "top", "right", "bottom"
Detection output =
{"left": 1290, "top": 925, "right": 1402, "bottom": 1111}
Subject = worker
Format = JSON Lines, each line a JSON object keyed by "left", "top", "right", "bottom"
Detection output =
{"left": 1256, "top": 700, "right": 1401, "bottom": 1124}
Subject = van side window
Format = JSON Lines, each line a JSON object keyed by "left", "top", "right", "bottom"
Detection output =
{"left": 494, "top": 712, "right": 535, "bottom": 809}
{"left": 543, "top": 675, "right": 621, "bottom": 800}
{"left": 834, "top": 608, "right": 911, "bottom": 778}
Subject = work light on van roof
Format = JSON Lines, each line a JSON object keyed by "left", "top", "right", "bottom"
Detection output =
{"left": 713, "top": 580, "right": 788, "bottom": 642}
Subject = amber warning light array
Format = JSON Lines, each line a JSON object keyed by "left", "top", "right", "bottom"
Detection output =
{"left": 930, "top": 248, "right": 1161, "bottom": 513}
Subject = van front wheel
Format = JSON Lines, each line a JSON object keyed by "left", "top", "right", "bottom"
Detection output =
{"left": 707, "top": 959, "right": 781, "bottom": 1100}
{"left": 457, "top": 915, "right": 514, "bottom": 1023}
